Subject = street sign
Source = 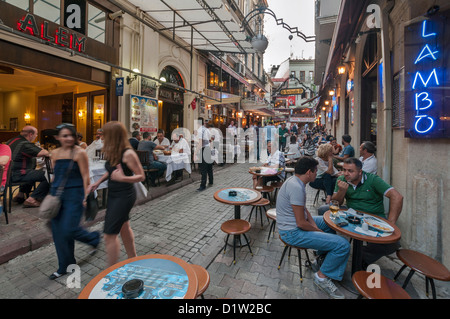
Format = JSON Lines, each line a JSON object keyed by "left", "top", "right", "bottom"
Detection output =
{"left": 279, "top": 88, "right": 304, "bottom": 96}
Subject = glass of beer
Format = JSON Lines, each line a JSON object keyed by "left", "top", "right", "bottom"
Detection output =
{"left": 329, "top": 200, "right": 340, "bottom": 220}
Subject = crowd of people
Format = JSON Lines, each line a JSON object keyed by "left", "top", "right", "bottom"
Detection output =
{"left": 0, "top": 119, "right": 403, "bottom": 300}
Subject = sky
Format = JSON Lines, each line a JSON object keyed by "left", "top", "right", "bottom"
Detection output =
{"left": 263, "top": 0, "right": 316, "bottom": 72}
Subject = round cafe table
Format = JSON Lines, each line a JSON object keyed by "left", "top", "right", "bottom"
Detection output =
{"left": 323, "top": 210, "right": 401, "bottom": 275}
{"left": 248, "top": 167, "right": 282, "bottom": 178}
{"left": 213, "top": 187, "right": 261, "bottom": 219}
{"left": 78, "top": 254, "right": 198, "bottom": 299}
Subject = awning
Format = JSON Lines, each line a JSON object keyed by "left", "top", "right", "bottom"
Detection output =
{"left": 127, "top": 0, "right": 255, "bottom": 54}
{"left": 203, "top": 88, "right": 241, "bottom": 105}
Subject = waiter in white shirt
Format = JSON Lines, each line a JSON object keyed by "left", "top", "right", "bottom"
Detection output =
{"left": 195, "top": 118, "right": 213, "bottom": 191}
{"left": 170, "top": 133, "right": 191, "bottom": 156}
{"left": 359, "top": 141, "right": 377, "bottom": 174}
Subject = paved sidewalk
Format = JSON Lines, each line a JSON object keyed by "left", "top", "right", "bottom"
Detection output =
{"left": 0, "top": 162, "right": 449, "bottom": 299}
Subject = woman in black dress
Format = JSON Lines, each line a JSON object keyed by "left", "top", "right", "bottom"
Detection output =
{"left": 88, "top": 121, "right": 145, "bottom": 266}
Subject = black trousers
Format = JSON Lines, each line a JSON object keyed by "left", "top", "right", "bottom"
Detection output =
{"left": 199, "top": 146, "right": 213, "bottom": 188}
{"left": 12, "top": 169, "right": 49, "bottom": 201}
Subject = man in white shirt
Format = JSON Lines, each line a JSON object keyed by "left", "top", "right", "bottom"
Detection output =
{"left": 253, "top": 141, "right": 285, "bottom": 188}
{"left": 359, "top": 141, "right": 377, "bottom": 174}
{"left": 154, "top": 129, "right": 170, "bottom": 148}
{"left": 170, "top": 133, "right": 191, "bottom": 156}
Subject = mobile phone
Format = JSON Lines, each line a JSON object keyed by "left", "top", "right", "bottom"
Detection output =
{"left": 336, "top": 221, "right": 348, "bottom": 227}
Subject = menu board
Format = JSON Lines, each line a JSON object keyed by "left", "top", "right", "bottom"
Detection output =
{"left": 130, "top": 94, "right": 158, "bottom": 133}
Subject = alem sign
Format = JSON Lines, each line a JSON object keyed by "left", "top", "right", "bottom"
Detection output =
{"left": 279, "top": 88, "right": 304, "bottom": 96}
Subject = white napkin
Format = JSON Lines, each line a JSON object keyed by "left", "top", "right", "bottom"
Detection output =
{"left": 355, "top": 226, "right": 379, "bottom": 237}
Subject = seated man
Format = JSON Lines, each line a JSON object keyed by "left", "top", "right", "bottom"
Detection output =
{"left": 0, "top": 143, "right": 11, "bottom": 193}
{"left": 252, "top": 141, "right": 285, "bottom": 188}
{"left": 169, "top": 133, "right": 191, "bottom": 181}
{"left": 153, "top": 129, "right": 170, "bottom": 149}
{"left": 359, "top": 141, "right": 377, "bottom": 174}
{"left": 318, "top": 157, "right": 403, "bottom": 266}
{"left": 138, "top": 132, "right": 167, "bottom": 187}
{"left": 276, "top": 156, "right": 350, "bottom": 299}
{"left": 6, "top": 126, "right": 50, "bottom": 207}
{"left": 333, "top": 134, "right": 354, "bottom": 162}
{"left": 128, "top": 131, "right": 141, "bottom": 150}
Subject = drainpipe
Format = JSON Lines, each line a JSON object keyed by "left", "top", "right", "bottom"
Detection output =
{"left": 380, "top": 1, "right": 395, "bottom": 185}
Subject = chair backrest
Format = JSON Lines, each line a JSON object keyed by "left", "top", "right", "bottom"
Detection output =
{"left": 44, "top": 156, "right": 53, "bottom": 182}
{"left": 135, "top": 150, "right": 149, "bottom": 166}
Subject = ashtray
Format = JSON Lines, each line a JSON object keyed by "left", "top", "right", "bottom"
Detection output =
{"left": 122, "top": 279, "right": 144, "bottom": 299}
{"left": 346, "top": 216, "right": 361, "bottom": 224}
{"left": 228, "top": 190, "right": 237, "bottom": 196}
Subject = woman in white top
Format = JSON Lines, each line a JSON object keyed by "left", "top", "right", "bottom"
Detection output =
{"left": 309, "top": 143, "right": 341, "bottom": 204}
{"left": 286, "top": 135, "right": 301, "bottom": 159}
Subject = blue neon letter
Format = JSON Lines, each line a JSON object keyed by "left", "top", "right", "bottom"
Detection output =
{"left": 412, "top": 68, "right": 439, "bottom": 90}
{"left": 414, "top": 115, "right": 434, "bottom": 134}
{"left": 421, "top": 20, "right": 436, "bottom": 38}
{"left": 415, "top": 92, "right": 433, "bottom": 111}
{"left": 414, "top": 44, "right": 438, "bottom": 64}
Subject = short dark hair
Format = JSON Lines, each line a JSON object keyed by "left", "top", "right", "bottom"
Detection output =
{"left": 157, "top": 129, "right": 164, "bottom": 135}
{"left": 198, "top": 117, "right": 204, "bottom": 125}
{"left": 142, "top": 132, "right": 151, "bottom": 139}
{"left": 342, "top": 134, "right": 352, "bottom": 143}
{"left": 132, "top": 131, "right": 141, "bottom": 138}
{"left": 295, "top": 156, "right": 318, "bottom": 175}
{"left": 343, "top": 157, "right": 363, "bottom": 170}
{"left": 361, "top": 141, "right": 376, "bottom": 154}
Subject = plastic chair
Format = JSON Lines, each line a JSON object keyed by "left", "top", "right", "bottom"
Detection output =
{"left": 393, "top": 249, "right": 450, "bottom": 299}
{"left": 352, "top": 270, "right": 411, "bottom": 299}
{"left": 278, "top": 236, "right": 312, "bottom": 283}
{"left": 221, "top": 219, "right": 253, "bottom": 264}
{"left": 190, "top": 264, "right": 210, "bottom": 299}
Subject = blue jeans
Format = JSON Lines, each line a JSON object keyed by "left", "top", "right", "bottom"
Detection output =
{"left": 148, "top": 161, "right": 167, "bottom": 182}
{"left": 278, "top": 216, "right": 350, "bottom": 281}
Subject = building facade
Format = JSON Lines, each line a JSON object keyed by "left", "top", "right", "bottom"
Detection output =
{"left": 317, "top": 0, "right": 450, "bottom": 266}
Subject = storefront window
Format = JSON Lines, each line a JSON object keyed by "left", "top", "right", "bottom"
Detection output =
{"left": 34, "top": 0, "right": 60, "bottom": 23}
{"left": 3, "top": 0, "right": 29, "bottom": 11}
{"left": 87, "top": 3, "right": 105, "bottom": 43}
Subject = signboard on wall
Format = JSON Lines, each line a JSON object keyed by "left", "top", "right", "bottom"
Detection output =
{"left": 130, "top": 95, "right": 158, "bottom": 133}
{"left": 404, "top": 11, "right": 449, "bottom": 138}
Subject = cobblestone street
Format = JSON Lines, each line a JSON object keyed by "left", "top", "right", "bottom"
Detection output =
{"left": 0, "top": 162, "right": 449, "bottom": 300}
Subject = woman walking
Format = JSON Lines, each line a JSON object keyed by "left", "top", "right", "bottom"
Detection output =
{"left": 88, "top": 121, "right": 145, "bottom": 267}
{"left": 49, "top": 124, "right": 100, "bottom": 280}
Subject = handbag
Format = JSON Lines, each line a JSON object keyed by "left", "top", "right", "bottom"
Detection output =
{"left": 134, "top": 182, "right": 148, "bottom": 205}
{"left": 39, "top": 150, "right": 74, "bottom": 219}
{"left": 84, "top": 192, "right": 99, "bottom": 221}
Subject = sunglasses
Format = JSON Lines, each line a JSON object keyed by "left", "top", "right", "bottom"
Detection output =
{"left": 56, "top": 123, "right": 75, "bottom": 130}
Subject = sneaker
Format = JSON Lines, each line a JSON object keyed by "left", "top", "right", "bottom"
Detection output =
{"left": 313, "top": 275, "right": 345, "bottom": 299}
{"left": 311, "top": 254, "right": 326, "bottom": 272}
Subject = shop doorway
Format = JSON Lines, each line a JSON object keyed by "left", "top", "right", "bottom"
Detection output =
{"left": 75, "top": 90, "right": 107, "bottom": 144}
{"left": 360, "top": 33, "right": 378, "bottom": 145}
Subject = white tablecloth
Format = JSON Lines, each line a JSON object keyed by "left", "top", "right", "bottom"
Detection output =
{"left": 89, "top": 160, "right": 108, "bottom": 190}
{"left": 157, "top": 153, "right": 191, "bottom": 181}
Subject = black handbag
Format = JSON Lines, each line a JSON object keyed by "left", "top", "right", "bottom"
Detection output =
{"left": 84, "top": 192, "right": 99, "bottom": 221}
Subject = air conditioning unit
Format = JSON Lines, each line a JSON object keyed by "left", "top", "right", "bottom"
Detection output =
{"left": 236, "top": 63, "right": 245, "bottom": 76}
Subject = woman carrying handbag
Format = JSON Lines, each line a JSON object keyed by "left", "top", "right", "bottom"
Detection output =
{"left": 87, "top": 121, "right": 145, "bottom": 267}
{"left": 48, "top": 124, "right": 100, "bottom": 280}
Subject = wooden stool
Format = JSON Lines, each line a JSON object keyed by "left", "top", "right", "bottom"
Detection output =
{"left": 271, "top": 181, "right": 283, "bottom": 203}
{"left": 393, "top": 249, "right": 450, "bottom": 299}
{"left": 247, "top": 198, "right": 270, "bottom": 228}
{"left": 256, "top": 185, "right": 274, "bottom": 203}
{"left": 190, "top": 264, "right": 210, "bottom": 299}
{"left": 266, "top": 208, "right": 277, "bottom": 242}
{"left": 352, "top": 271, "right": 411, "bottom": 299}
{"left": 278, "top": 236, "right": 312, "bottom": 283}
{"left": 221, "top": 219, "right": 253, "bottom": 264}
{"left": 285, "top": 167, "right": 294, "bottom": 178}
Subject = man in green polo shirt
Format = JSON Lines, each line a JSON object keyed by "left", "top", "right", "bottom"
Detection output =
{"left": 319, "top": 157, "right": 403, "bottom": 266}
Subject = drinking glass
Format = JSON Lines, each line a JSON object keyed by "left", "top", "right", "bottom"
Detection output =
{"left": 329, "top": 200, "right": 340, "bottom": 220}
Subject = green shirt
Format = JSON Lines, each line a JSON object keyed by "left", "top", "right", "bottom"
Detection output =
{"left": 334, "top": 172, "right": 393, "bottom": 217}
{"left": 279, "top": 127, "right": 289, "bottom": 143}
